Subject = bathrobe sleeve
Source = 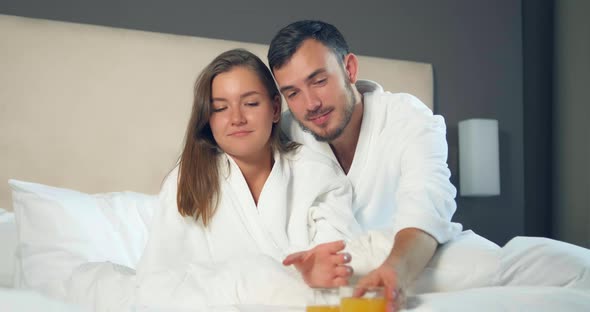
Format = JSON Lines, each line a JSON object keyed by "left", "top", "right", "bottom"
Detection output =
{"left": 288, "top": 147, "right": 363, "bottom": 250}
{"left": 307, "top": 174, "right": 362, "bottom": 245}
{"left": 386, "top": 94, "right": 460, "bottom": 244}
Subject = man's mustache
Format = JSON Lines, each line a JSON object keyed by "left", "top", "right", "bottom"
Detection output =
{"left": 305, "top": 108, "right": 333, "bottom": 121}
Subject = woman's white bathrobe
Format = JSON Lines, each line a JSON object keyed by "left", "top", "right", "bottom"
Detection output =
{"left": 134, "top": 146, "right": 363, "bottom": 308}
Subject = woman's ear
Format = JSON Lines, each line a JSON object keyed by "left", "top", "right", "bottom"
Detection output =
{"left": 343, "top": 53, "right": 359, "bottom": 84}
{"left": 272, "top": 95, "right": 281, "bottom": 123}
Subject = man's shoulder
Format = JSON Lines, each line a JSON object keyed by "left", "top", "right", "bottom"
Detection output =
{"left": 356, "top": 80, "right": 433, "bottom": 122}
{"left": 362, "top": 88, "right": 447, "bottom": 144}
{"left": 370, "top": 91, "right": 433, "bottom": 118}
{"left": 285, "top": 145, "right": 341, "bottom": 174}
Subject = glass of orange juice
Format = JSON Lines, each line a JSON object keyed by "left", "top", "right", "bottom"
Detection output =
{"left": 340, "top": 286, "right": 387, "bottom": 312}
{"left": 306, "top": 288, "right": 340, "bottom": 312}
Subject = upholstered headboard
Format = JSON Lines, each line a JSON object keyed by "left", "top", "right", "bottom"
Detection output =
{"left": 0, "top": 14, "right": 433, "bottom": 209}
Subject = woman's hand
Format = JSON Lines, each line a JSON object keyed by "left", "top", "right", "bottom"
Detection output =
{"left": 282, "top": 240, "right": 353, "bottom": 287}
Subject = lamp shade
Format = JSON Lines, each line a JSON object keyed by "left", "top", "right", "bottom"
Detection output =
{"left": 458, "top": 119, "right": 500, "bottom": 196}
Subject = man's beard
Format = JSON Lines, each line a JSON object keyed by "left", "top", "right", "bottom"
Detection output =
{"left": 296, "top": 82, "right": 356, "bottom": 142}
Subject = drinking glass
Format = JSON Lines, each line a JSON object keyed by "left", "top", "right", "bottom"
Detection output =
{"left": 340, "top": 286, "right": 386, "bottom": 312}
{"left": 306, "top": 287, "right": 340, "bottom": 312}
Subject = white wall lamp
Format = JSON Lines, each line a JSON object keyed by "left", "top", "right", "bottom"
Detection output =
{"left": 458, "top": 119, "right": 501, "bottom": 196}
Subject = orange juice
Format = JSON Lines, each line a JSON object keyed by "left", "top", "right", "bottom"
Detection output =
{"left": 340, "top": 297, "right": 387, "bottom": 312}
{"left": 306, "top": 305, "right": 340, "bottom": 312}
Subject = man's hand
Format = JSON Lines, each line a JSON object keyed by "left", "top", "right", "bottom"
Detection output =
{"left": 353, "top": 228, "right": 437, "bottom": 312}
{"left": 282, "top": 240, "right": 353, "bottom": 287}
{"left": 354, "top": 263, "right": 406, "bottom": 312}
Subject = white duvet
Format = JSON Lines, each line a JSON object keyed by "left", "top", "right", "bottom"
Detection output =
{"left": 5, "top": 153, "right": 590, "bottom": 311}
{"left": 5, "top": 285, "right": 590, "bottom": 312}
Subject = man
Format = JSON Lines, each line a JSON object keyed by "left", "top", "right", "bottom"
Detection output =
{"left": 267, "top": 20, "right": 590, "bottom": 311}
{"left": 268, "top": 20, "right": 460, "bottom": 309}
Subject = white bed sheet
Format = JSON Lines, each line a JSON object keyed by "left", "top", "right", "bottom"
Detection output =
{"left": 2, "top": 286, "right": 590, "bottom": 312}
{"left": 59, "top": 261, "right": 590, "bottom": 312}
{"left": 3, "top": 211, "right": 590, "bottom": 311}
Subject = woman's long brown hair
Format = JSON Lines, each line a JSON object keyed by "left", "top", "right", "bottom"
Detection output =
{"left": 177, "top": 49, "right": 298, "bottom": 226}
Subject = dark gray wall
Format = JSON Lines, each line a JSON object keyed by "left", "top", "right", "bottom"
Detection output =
{"left": 0, "top": 0, "right": 526, "bottom": 245}
{"left": 553, "top": 0, "right": 590, "bottom": 248}
{"left": 523, "top": 0, "right": 553, "bottom": 238}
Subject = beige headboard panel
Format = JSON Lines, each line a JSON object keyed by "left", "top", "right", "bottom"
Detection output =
{"left": 0, "top": 14, "right": 433, "bottom": 209}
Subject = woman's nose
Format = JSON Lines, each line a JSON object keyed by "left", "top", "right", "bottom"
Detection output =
{"left": 230, "top": 107, "right": 246, "bottom": 125}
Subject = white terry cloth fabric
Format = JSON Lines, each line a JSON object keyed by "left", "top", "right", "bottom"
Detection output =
{"left": 133, "top": 146, "right": 364, "bottom": 309}
{"left": 0, "top": 289, "right": 89, "bottom": 312}
{"left": 405, "top": 286, "right": 590, "bottom": 312}
{"left": 344, "top": 229, "right": 502, "bottom": 292}
{"left": 281, "top": 79, "right": 463, "bottom": 279}
{"left": 410, "top": 232, "right": 590, "bottom": 292}
{"left": 282, "top": 80, "right": 462, "bottom": 244}
{"left": 65, "top": 262, "right": 137, "bottom": 311}
{"left": 496, "top": 236, "right": 590, "bottom": 289}
{"left": 65, "top": 259, "right": 310, "bottom": 311}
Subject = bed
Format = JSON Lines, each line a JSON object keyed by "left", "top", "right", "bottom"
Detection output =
{"left": 1, "top": 13, "right": 589, "bottom": 312}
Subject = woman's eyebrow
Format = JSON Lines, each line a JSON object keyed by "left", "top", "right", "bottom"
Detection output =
{"left": 240, "top": 91, "right": 261, "bottom": 99}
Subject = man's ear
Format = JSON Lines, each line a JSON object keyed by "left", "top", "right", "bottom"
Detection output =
{"left": 343, "top": 53, "right": 359, "bottom": 84}
{"left": 272, "top": 95, "right": 281, "bottom": 123}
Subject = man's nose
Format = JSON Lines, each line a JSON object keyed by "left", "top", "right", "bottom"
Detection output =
{"left": 303, "top": 90, "right": 322, "bottom": 112}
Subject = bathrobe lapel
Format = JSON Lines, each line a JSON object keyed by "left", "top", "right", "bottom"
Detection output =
{"left": 223, "top": 152, "right": 290, "bottom": 261}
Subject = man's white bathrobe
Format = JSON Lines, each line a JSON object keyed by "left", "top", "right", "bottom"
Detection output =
{"left": 284, "top": 81, "right": 461, "bottom": 243}
{"left": 133, "top": 147, "right": 363, "bottom": 308}
{"left": 281, "top": 80, "right": 590, "bottom": 292}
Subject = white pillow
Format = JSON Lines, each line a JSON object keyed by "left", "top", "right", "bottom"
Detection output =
{"left": 0, "top": 208, "right": 17, "bottom": 287}
{"left": 9, "top": 179, "right": 157, "bottom": 297}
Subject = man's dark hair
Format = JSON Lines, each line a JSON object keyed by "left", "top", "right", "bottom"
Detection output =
{"left": 268, "top": 20, "right": 350, "bottom": 71}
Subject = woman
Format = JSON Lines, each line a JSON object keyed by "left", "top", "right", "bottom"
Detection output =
{"left": 135, "top": 49, "right": 362, "bottom": 308}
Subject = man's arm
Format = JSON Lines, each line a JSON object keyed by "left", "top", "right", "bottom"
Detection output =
{"left": 355, "top": 227, "right": 437, "bottom": 311}
{"left": 361, "top": 99, "right": 457, "bottom": 311}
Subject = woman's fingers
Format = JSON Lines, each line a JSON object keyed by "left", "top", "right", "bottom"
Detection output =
{"left": 332, "top": 276, "right": 349, "bottom": 287}
{"left": 333, "top": 264, "right": 353, "bottom": 278}
{"left": 330, "top": 252, "right": 351, "bottom": 265}
{"left": 282, "top": 251, "right": 306, "bottom": 266}
{"left": 314, "top": 240, "right": 346, "bottom": 254}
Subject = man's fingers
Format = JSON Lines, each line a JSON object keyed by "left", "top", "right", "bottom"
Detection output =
{"left": 387, "top": 302, "right": 395, "bottom": 312}
{"left": 383, "top": 278, "right": 399, "bottom": 302}
{"left": 282, "top": 251, "right": 305, "bottom": 266}
{"left": 355, "top": 274, "right": 379, "bottom": 288}
{"left": 383, "top": 284, "right": 395, "bottom": 301}
{"left": 384, "top": 282, "right": 404, "bottom": 312}
{"left": 352, "top": 277, "right": 372, "bottom": 297}
{"left": 390, "top": 289, "right": 406, "bottom": 312}
{"left": 352, "top": 286, "right": 367, "bottom": 297}
{"left": 353, "top": 271, "right": 382, "bottom": 297}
